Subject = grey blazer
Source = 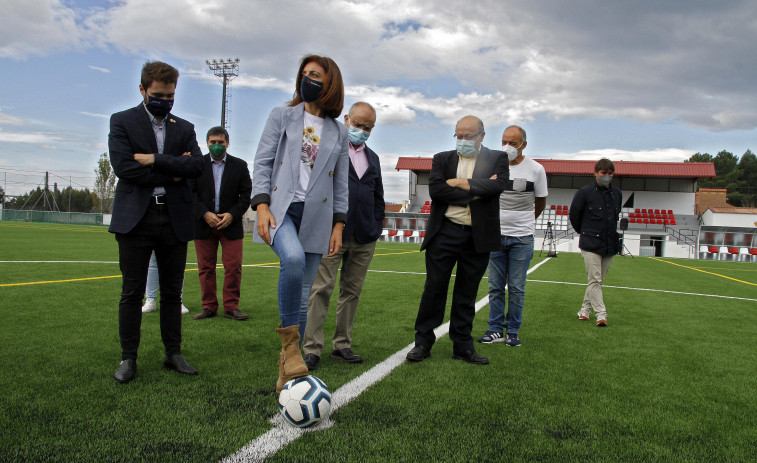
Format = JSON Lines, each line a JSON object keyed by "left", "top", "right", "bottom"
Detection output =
{"left": 251, "top": 103, "right": 349, "bottom": 254}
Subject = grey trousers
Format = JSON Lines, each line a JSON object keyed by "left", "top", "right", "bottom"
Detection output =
{"left": 579, "top": 249, "right": 614, "bottom": 320}
{"left": 303, "top": 237, "right": 377, "bottom": 356}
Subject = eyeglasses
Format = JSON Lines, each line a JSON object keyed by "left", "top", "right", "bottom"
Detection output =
{"left": 454, "top": 131, "right": 482, "bottom": 141}
{"left": 351, "top": 121, "right": 374, "bottom": 132}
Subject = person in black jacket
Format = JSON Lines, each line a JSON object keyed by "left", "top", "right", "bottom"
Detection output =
{"left": 191, "top": 126, "right": 252, "bottom": 321}
{"left": 569, "top": 158, "right": 622, "bottom": 327}
{"left": 109, "top": 61, "right": 205, "bottom": 383}
{"left": 406, "top": 115, "right": 508, "bottom": 365}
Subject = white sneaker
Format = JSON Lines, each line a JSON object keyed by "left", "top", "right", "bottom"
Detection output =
{"left": 181, "top": 304, "right": 189, "bottom": 314}
{"left": 142, "top": 298, "right": 157, "bottom": 313}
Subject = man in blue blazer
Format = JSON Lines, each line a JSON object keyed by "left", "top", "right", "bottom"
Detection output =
{"left": 108, "top": 61, "right": 204, "bottom": 383}
{"left": 303, "top": 102, "right": 385, "bottom": 369}
{"left": 406, "top": 115, "right": 509, "bottom": 365}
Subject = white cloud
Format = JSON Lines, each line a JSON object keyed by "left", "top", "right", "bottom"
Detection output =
{"left": 0, "top": 129, "right": 56, "bottom": 144}
{"left": 0, "top": 0, "right": 85, "bottom": 58}
{"left": 88, "top": 65, "right": 111, "bottom": 73}
{"left": 0, "top": 111, "right": 25, "bottom": 126}
{"left": 6, "top": 0, "right": 757, "bottom": 133}
{"left": 80, "top": 111, "right": 110, "bottom": 119}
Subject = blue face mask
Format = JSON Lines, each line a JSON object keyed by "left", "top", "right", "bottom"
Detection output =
{"left": 300, "top": 75, "right": 324, "bottom": 103}
{"left": 144, "top": 95, "right": 173, "bottom": 118}
{"left": 456, "top": 139, "right": 479, "bottom": 158}
{"left": 348, "top": 126, "right": 370, "bottom": 145}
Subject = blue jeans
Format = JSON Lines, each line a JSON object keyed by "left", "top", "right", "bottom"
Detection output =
{"left": 270, "top": 202, "right": 322, "bottom": 339}
{"left": 487, "top": 235, "right": 534, "bottom": 334}
{"left": 145, "top": 251, "right": 184, "bottom": 300}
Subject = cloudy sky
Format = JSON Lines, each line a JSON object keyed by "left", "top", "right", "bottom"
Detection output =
{"left": 1, "top": 0, "right": 756, "bottom": 202}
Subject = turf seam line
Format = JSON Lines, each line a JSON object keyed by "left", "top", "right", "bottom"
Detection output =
{"left": 221, "top": 257, "right": 553, "bottom": 463}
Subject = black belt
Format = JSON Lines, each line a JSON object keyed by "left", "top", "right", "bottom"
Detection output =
{"left": 152, "top": 195, "right": 167, "bottom": 205}
{"left": 443, "top": 217, "right": 472, "bottom": 231}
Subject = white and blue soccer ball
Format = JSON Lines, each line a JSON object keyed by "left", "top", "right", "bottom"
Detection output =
{"left": 278, "top": 375, "right": 332, "bottom": 428}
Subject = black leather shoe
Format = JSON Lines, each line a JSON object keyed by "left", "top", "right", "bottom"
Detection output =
{"left": 163, "top": 354, "right": 198, "bottom": 375}
{"left": 406, "top": 344, "right": 430, "bottom": 362}
{"left": 303, "top": 353, "right": 320, "bottom": 371}
{"left": 453, "top": 349, "right": 489, "bottom": 365}
{"left": 331, "top": 348, "right": 363, "bottom": 363}
{"left": 114, "top": 359, "right": 136, "bottom": 383}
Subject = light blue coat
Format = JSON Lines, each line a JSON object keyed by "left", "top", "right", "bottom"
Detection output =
{"left": 251, "top": 103, "right": 349, "bottom": 254}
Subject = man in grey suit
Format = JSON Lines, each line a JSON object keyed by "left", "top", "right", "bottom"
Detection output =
{"left": 406, "top": 115, "right": 508, "bottom": 365}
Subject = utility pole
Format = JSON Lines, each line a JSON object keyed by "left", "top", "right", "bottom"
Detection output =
{"left": 205, "top": 58, "right": 240, "bottom": 128}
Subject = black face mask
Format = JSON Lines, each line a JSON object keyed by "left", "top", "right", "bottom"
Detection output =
{"left": 300, "top": 75, "right": 323, "bottom": 103}
{"left": 144, "top": 95, "right": 174, "bottom": 118}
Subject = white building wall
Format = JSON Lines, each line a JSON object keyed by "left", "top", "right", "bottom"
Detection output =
{"left": 701, "top": 210, "right": 757, "bottom": 227}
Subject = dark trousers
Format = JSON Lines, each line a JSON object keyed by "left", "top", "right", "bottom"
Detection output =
{"left": 116, "top": 201, "right": 187, "bottom": 360}
{"left": 414, "top": 220, "right": 490, "bottom": 353}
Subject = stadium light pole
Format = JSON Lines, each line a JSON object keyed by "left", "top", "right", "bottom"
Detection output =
{"left": 205, "top": 58, "right": 240, "bottom": 128}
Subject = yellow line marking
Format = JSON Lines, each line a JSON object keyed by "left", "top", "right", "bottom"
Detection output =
{"left": 0, "top": 263, "right": 290, "bottom": 287}
{"left": 651, "top": 258, "right": 757, "bottom": 286}
{"left": 0, "top": 275, "right": 122, "bottom": 287}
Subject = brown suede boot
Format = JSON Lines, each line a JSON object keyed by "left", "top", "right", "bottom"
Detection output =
{"left": 275, "top": 325, "right": 308, "bottom": 393}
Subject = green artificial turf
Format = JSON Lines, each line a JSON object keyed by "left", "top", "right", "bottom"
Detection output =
{"left": 1, "top": 221, "right": 755, "bottom": 462}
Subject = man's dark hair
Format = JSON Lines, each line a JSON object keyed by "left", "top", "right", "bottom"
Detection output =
{"left": 594, "top": 158, "right": 615, "bottom": 173}
{"left": 141, "top": 61, "right": 179, "bottom": 90}
{"left": 206, "top": 126, "right": 229, "bottom": 143}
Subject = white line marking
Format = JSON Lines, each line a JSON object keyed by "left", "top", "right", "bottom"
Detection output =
{"left": 527, "top": 279, "right": 757, "bottom": 302}
{"left": 222, "top": 257, "right": 553, "bottom": 463}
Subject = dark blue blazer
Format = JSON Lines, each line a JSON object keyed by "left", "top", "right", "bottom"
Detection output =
{"left": 421, "top": 147, "right": 509, "bottom": 253}
{"left": 191, "top": 153, "right": 252, "bottom": 241}
{"left": 344, "top": 144, "right": 385, "bottom": 244}
{"left": 108, "top": 104, "right": 204, "bottom": 242}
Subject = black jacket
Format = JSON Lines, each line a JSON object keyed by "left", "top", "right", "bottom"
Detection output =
{"left": 344, "top": 144, "right": 385, "bottom": 244}
{"left": 108, "top": 104, "right": 204, "bottom": 242}
{"left": 191, "top": 153, "right": 252, "bottom": 241}
{"left": 421, "top": 147, "right": 509, "bottom": 253}
{"left": 569, "top": 181, "right": 622, "bottom": 256}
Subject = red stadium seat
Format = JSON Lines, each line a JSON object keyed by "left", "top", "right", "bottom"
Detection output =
{"left": 550, "top": 205, "right": 556, "bottom": 209}
{"left": 670, "top": 219, "right": 676, "bottom": 225}
{"left": 663, "top": 219, "right": 669, "bottom": 225}
{"left": 635, "top": 208, "right": 640, "bottom": 213}
{"left": 388, "top": 230, "right": 397, "bottom": 236}
{"left": 708, "top": 246, "right": 719, "bottom": 253}
{"left": 420, "top": 231, "right": 426, "bottom": 238}
{"left": 404, "top": 230, "right": 413, "bottom": 237}
{"left": 643, "top": 219, "right": 649, "bottom": 224}
{"left": 728, "top": 247, "right": 739, "bottom": 255}
{"left": 667, "top": 210, "right": 673, "bottom": 215}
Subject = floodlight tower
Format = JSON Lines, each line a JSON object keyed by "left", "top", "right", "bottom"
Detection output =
{"left": 205, "top": 58, "right": 240, "bottom": 128}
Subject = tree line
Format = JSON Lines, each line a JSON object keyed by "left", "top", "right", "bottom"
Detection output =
{"left": 3, "top": 153, "right": 116, "bottom": 213}
{"left": 686, "top": 149, "right": 757, "bottom": 207}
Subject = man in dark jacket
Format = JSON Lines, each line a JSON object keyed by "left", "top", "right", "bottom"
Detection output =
{"left": 109, "top": 61, "right": 205, "bottom": 383}
{"left": 302, "top": 102, "right": 384, "bottom": 369}
{"left": 191, "top": 126, "right": 252, "bottom": 321}
{"left": 569, "top": 158, "right": 622, "bottom": 327}
{"left": 406, "top": 115, "right": 508, "bottom": 365}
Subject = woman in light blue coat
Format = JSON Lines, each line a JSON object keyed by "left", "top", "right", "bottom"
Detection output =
{"left": 251, "top": 55, "right": 349, "bottom": 392}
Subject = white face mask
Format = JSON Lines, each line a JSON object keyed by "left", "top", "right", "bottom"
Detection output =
{"left": 456, "top": 139, "right": 479, "bottom": 158}
{"left": 503, "top": 145, "right": 519, "bottom": 161}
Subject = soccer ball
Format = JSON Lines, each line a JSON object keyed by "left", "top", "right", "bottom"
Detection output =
{"left": 278, "top": 375, "right": 332, "bottom": 428}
